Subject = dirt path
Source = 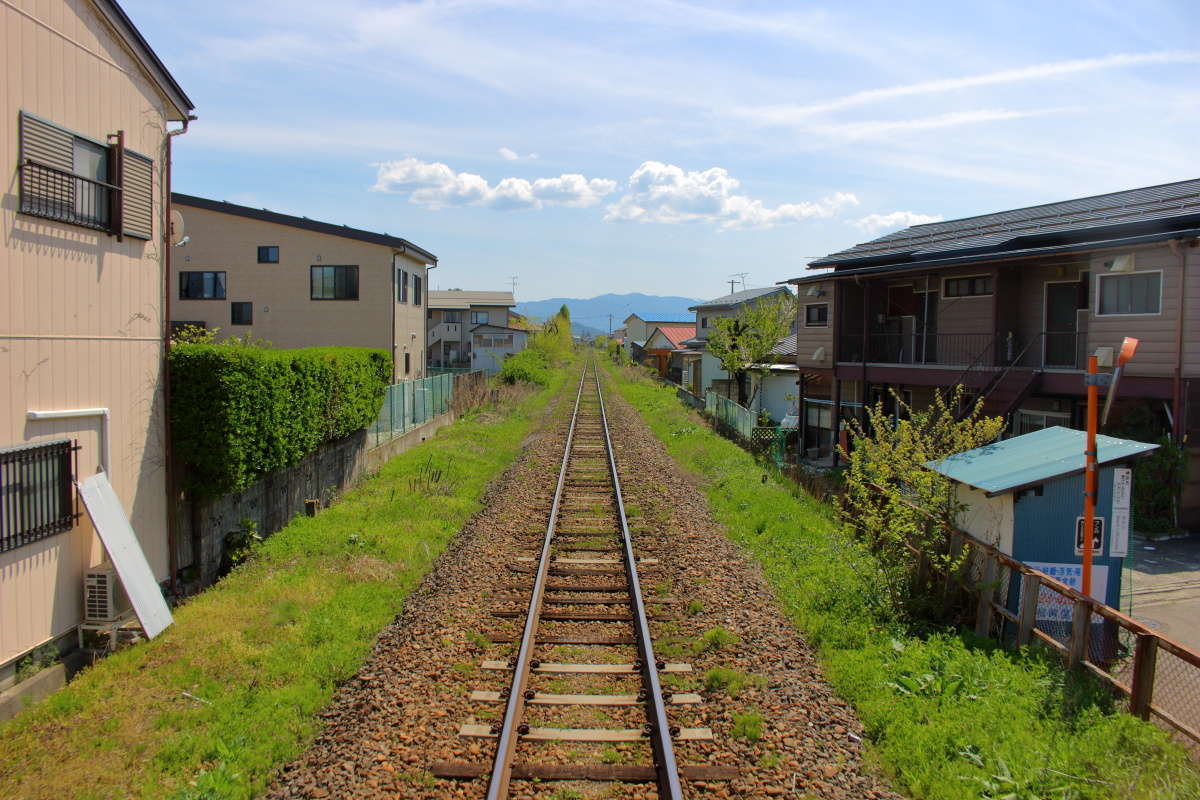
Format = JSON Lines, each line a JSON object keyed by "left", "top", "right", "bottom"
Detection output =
{"left": 265, "top": 373, "right": 899, "bottom": 799}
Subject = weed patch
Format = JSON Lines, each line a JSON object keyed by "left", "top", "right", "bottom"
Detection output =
{"left": 0, "top": 370, "right": 566, "bottom": 800}
{"left": 606, "top": 364, "right": 1200, "bottom": 800}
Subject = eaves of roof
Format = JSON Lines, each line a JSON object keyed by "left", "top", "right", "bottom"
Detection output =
{"left": 95, "top": 0, "right": 195, "bottom": 119}
{"left": 172, "top": 194, "right": 439, "bottom": 264}
{"left": 786, "top": 226, "right": 1200, "bottom": 285}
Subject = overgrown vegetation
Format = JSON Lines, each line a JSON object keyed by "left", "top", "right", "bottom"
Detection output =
{"left": 841, "top": 388, "right": 1005, "bottom": 617}
{"left": 1108, "top": 403, "right": 1187, "bottom": 532}
{"left": 497, "top": 304, "right": 575, "bottom": 385}
{"left": 169, "top": 344, "right": 392, "bottom": 496}
{"left": 704, "top": 291, "right": 794, "bottom": 405}
{"left": 606, "top": 363, "right": 1199, "bottom": 800}
{"left": 0, "top": 370, "right": 566, "bottom": 800}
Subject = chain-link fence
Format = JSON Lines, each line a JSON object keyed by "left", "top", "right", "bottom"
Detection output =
{"left": 705, "top": 391, "right": 755, "bottom": 442}
{"left": 367, "top": 371, "right": 483, "bottom": 449}
{"left": 861, "top": 484, "right": 1200, "bottom": 748}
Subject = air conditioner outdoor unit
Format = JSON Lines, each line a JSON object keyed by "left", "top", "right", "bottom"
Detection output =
{"left": 84, "top": 567, "right": 120, "bottom": 622}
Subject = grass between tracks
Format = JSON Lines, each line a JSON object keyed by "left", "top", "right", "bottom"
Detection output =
{"left": 0, "top": 370, "right": 568, "bottom": 800}
{"left": 604, "top": 363, "right": 1200, "bottom": 800}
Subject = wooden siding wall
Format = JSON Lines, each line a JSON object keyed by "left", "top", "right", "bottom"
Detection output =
{"left": 933, "top": 266, "right": 996, "bottom": 337}
{"left": 1086, "top": 243, "right": 1198, "bottom": 379}
{"left": 794, "top": 279, "right": 834, "bottom": 369}
{"left": 1, "top": 0, "right": 175, "bottom": 665}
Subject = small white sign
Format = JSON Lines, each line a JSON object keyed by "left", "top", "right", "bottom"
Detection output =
{"left": 1074, "top": 516, "right": 1105, "bottom": 557}
{"left": 1110, "top": 507, "right": 1130, "bottom": 558}
{"left": 1112, "top": 467, "right": 1132, "bottom": 511}
{"left": 1027, "top": 562, "right": 1109, "bottom": 620}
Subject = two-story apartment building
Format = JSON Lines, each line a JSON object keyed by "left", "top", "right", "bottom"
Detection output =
{"left": 787, "top": 179, "right": 1200, "bottom": 524}
{"left": 1, "top": 0, "right": 195, "bottom": 678}
{"left": 170, "top": 195, "right": 436, "bottom": 381}
{"left": 680, "top": 287, "right": 794, "bottom": 397}
{"left": 427, "top": 290, "right": 516, "bottom": 369}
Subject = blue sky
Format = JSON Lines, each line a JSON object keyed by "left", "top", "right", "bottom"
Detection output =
{"left": 131, "top": 0, "right": 1199, "bottom": 301}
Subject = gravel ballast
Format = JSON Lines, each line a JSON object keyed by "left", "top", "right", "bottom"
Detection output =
{"left": 266, "top": 370, "right": 900, "bottom": 799}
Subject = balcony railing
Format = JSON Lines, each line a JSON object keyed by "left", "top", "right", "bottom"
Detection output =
{"left": 19, "top": 159, "right": 119, "bottom": 233}
{"left": 838, "top": 331, "right": 1085, "bottom": 370}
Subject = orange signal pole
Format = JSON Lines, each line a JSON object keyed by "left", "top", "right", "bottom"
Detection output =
{"left": 1083, "top": 355, "right": 1099, "bottom": 598}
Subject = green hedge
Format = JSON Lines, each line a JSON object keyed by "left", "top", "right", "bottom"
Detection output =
{"left": 169, "top": 345, "right": 392, "bottom": 496}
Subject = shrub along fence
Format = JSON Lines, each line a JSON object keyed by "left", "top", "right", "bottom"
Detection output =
{"left": 852, "top": 484, "right": 1200, "bottom": 748}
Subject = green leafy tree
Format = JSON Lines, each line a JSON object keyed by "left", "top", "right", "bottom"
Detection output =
{"left": 705, "top": 293, "right": 794, "bottom": 405}
{"left": 839, "top": 387, "right": 1005, "bottom": 617}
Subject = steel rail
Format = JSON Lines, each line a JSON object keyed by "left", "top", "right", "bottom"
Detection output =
{"left": 595, "top": 362, "right": 684, "bottom": 800}
{"left": 485, "top": 367, "right": 588, "bottom": 799}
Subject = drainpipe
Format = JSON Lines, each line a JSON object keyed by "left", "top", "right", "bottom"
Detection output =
{"left": 164, "top": 116, "right": 194, "bottom": 593}
{"left": 26, "top": 408, "right": 110, "bottom": 474}
{"left": 1171, "top": 237, "right": 1190, "bottom": 443}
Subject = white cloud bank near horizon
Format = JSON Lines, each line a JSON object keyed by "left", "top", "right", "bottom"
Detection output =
{"left": 372, "top": 157, "right": 884, "bottom": 232}
{"left": 372, "top": 157, "right": 616, "bottom": 210}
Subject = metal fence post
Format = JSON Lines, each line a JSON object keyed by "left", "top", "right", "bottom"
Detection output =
{"left": 1130, "top": 633, "right": 1159, "bottom": 721}
{"left": 1017, "top": 572, "right": 1040, "bottom": 646}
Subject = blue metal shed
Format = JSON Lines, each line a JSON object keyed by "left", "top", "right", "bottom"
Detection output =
{"left": 926, "top": 426, "right": 1158, "bottom": 611}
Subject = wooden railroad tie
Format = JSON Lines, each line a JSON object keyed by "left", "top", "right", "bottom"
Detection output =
{"left": 490, "top": 609, "right": 670, "bottom": 622}
{"left": 458, "top": 724, "right": 713, "bottom": 742}
{"left": 480, "top": 660, "right": 692, "bottom": 674}
{"left": 486, "top": 633, "right": 637, "bottom": 645}
{"left": 431, "top": 761, "right": 738, "bottom": 782}
{"left": 469, "top": 690, "right": 701, "bottom": 705}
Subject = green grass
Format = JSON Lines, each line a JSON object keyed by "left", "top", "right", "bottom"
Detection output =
{"left": 695, "top": 626, "right": 738, "bottom": 653}
{"left": 703, "top": 666, "right": 765, "bottom": 698}
{"left": 0, "top": 370, "right": 567, "bottom": 800}
{"left": 731, "top": 710, "right": 764, "bottom": 742}
{"left": 605, "top": 364, "right": 1200, "bottom": 800}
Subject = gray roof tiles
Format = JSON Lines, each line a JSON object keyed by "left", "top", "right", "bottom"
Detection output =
{"left": 689, "top": 286, "right": 791, "bottom": 310}
{"left": 809, "top": 178, "right": 1200, "bottom": 270}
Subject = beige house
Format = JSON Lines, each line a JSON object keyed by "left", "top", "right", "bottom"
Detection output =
{"left": 171, "top": 195, "right": 437, "bottom": 381}
{"left": 427, "top": 290, "right": 516, "bottom": 368}
{"left": 1, "top": 0, "right": 195, "bottom": 678}
{"left": 787, "top": 178, "right": 1200, "bottom": 524}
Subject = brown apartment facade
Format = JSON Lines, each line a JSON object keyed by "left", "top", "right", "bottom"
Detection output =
{"left": 170, "top": 195, "right": 437, "bottom": 381}
{"left": 788, "top": 179, "right": 1200, "bottom": 525}
{"left": 1, "top": 0, "right": 194, "bottom": 676}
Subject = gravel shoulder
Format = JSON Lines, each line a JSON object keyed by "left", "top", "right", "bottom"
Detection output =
{"left": 266, "top": 371, "right": 901, "bottom": 799}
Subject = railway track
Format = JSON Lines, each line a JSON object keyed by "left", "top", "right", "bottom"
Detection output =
{"left": 434, "top": 362, "right": 734, "bottom": 797}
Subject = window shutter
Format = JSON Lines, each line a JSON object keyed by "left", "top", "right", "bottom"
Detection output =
{"left": 19, "top": 113, "right": 74, "bottom": 215}
{"left": 121, "top": 151, "right": 154, "bottom": 240}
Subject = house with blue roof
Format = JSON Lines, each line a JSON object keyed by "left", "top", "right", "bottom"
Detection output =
{"left": 925, "top": 426, "right": 1158, "bottom": 612}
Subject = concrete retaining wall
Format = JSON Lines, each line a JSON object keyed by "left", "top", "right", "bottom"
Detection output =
{"left": 174, "top": 412, "right": 458, "bottom": 587}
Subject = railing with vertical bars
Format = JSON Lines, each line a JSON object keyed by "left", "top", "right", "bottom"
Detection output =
{"left": 0, "top": 439, "right": 77, "bottom": 553}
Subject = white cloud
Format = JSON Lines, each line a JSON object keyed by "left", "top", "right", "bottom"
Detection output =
{"left": 499, "top": 146, "right": 539, "bottom": 161}
{"left": 742, "top": 107, "right": 1069, "bottom": 141}
{"left": 853, "top": 211, "right": 944, "bottom": 236}
{"left": 739, "top": 51, "right": 1200, "bottom": 123}
{"left": 604, "top": 161, "right": 858, "bottom": 230}
{"left": 371, "top": 157, "right": 615, "bottom": 210}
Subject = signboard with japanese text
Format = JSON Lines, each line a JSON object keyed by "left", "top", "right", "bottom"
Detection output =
{"left": 1074, "top": 516, "right": 1104, "bottom": 557}
{"left": 1026, "top": 562, "right": 1108, "bottom": 621}
{"left": 1110, "top": 467, "right": 1132, "bottom": 558}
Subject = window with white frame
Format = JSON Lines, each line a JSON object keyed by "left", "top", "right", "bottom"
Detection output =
{"left": 1014, "top": 409, "right": 1071, "bottom": 435}
{"left": 1097, "top": 272, "right": 1161, "bottom": 315}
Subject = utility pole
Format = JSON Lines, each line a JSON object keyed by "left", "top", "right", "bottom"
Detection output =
{"left": 608, "top": 314, "right": 613, "bottom": 334}
{"left": 509, "top": 275, "right": 518, "bottom": 296}
{"left": 728, "top": 279, "right": 736, "bottom": 294}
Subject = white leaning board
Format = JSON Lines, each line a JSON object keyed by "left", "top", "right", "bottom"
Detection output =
{"left": 77, "top": 472, "right": 173, "bottom": 639}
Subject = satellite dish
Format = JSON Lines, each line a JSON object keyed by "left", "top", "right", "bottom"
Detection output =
{"left": 169, "top": 209, "right": 185, "bottom": 245}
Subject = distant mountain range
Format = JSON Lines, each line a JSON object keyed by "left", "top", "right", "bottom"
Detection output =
{"left": 515, "top": 292, "right": 704, "bottom": 337}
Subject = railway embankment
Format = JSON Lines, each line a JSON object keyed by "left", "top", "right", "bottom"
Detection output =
{"left": 0, "top": 376, "right": 563, "bottom": 800}
{"left": 605, "top": 362, "right": 1200, "bottom": 800}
